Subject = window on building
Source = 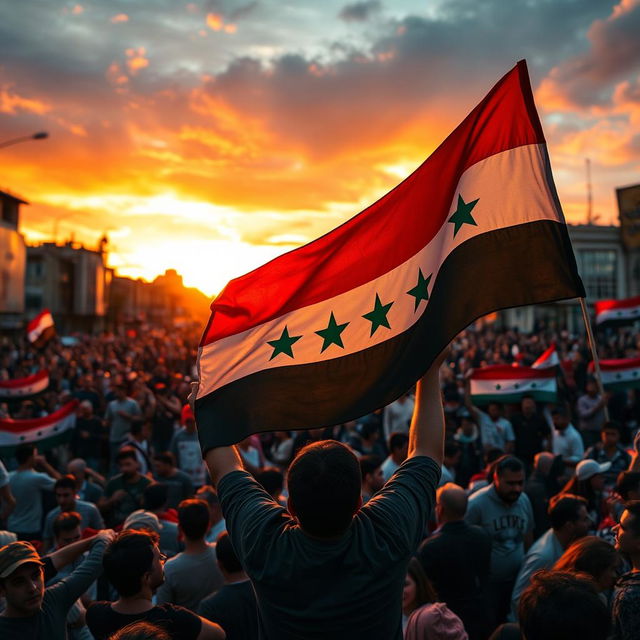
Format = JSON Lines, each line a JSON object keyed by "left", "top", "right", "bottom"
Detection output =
{"left": 577, "top": 249, "right": 618, "bottom": 300}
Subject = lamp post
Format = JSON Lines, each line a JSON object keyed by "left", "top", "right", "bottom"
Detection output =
{"left": 0, "top": 131, "right": 49, "bottom": 150}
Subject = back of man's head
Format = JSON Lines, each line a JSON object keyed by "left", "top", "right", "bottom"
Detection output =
{"left": 359, "top": 455, "right": 382, "bottom": 482}
{"left": 616, "top": 471, "right": 640, "bottom": 501}
{"left": 436, "top": 483, "right": 467, "bottom": 521}
{"left": 287, "top": 440, "right": 361, "bottom": 538}
{"left": 215, "top": 531, "right": 243, "bottom": 575}
{"left": 518, "top": 571, "right": 610, "bottom": 640}
{"left": 177, "top": 499, "right": 210, "bottom": 541}
{"left": 255, "top": 467, "right": 284, "bottom": 499}
{"left": 388, "top": 432, "right": 409, "bottom": 454}
{"left": 103, "top": 529, "right": 158, "bottom": 598}
{"left": 548, "top": 494, "right": 587, "bottom": 531}
{"left": 143, "top": 483, "right": 169, "bottom": 512}
{"left": 15, "top": 443, "right": 35, "bottom": 466}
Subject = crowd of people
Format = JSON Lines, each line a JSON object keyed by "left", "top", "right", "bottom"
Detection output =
{"left": 0, "top": 322, "right": 640, "bottom": 639}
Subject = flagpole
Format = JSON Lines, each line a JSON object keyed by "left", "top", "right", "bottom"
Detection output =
{"left": 579, "top": 297, "right": 610, "bottom": 421}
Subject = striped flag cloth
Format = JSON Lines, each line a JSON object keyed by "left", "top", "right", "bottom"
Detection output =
{"left": 588, "top": 357, "right": 640, "bottom": 391}
{"left": 594, "top": 296, "right": 640, "bottom": 327}
{"left": 27, "top": 309, "right": 55, "bottom": 345}
{"left": 470, "top": 365, "right": 557, "bottom": 404}
{"left": 0, "top": 370, "right": 50, "bottom": 399}
{"left": 195, "top": 60, "right": 584, "bottom": 449}
{"left": 532, "top": 344, "right": 560, "bottom": 369}
{"left": 0, "top": 400, "right": 78, "bottom": 456}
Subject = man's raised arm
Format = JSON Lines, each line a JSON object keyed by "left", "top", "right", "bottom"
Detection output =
{"left": 407, "top": 352, "right": 446, "bottom": 465}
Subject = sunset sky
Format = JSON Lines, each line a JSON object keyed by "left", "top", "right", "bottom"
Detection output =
{"left": 1, "top": 0, "right": 640, "bottom": 296}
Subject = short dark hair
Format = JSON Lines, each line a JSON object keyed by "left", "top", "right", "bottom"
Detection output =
{"left": 177, "top": 499, "right": 210, "bottom": 541}
{"left": 493, "top": 455, "right": 524, "bottom": 480}
{"left": 359, "top": 455, "right": 382, "bottom": 480}
{"left": 54, "top": 475, "right": 77, "bottom": 493}
{"left": 195, "top": 485, "right": 219, "bottom": 508}
{"left": 255, "top": 467, "right": 284, "bottom": 498}
{"left": 116, "top": 447, "right": 137, "bottom": 464}
{"left": 153, "top": 451, "right": 176, "bottom": 466}
{"left": 624, "top": 500, "right": 640, "bottom": 537}
{"left": 360, "top": 422, "right": 379, "bottom": 440}
{"left": 53, "top": 511, "right": 81, "bottom": 536}
{"left": 15, "top": 443, "right": 36, "bottom": 465}
{"left": 215, "top": 531, "right": 242, "bottom": 574}
{"left": 548, "top": 494, "right": 587, "bottom": 530}
{"left": 288, "top": 440, "right": 361, "bottom": 538}
{"left": 109, "top": 621, "right": 171, "bottom": 640}
{"left": 616, "top": 472, "right": 640, "bottom": 501}
{"left": 601, "top": 420, "right": 621, "bottom": 435}
{"left": 388, "top": 432, "right": 409, "bottom": 452}
{"left": 103, "top": 530, "right": 157, "bottom": 597}
{"left": 518, "top": 571, "right": 610, "bottom": 640}
{"left": 143, "top": 483, "right": 168, "bottom": 511}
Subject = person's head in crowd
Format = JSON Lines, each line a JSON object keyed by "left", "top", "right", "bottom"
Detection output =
{"left": 215, "top": 531, "right": 245, "bottom": 581}
{"left": 520, "top": 394, "right": 537, "bottom": 418}
{"left": 443, "top": 441, "right": 461, "bottom": 470}
{"left": 484, "top": 447, "right": 504, "bottom": 470}
{"left": 487, "top": 401, "right": 503, "bottom": 421}
{"left": 15, "top": 443, "right": 36, "bottom": 468}
{"left": 359, "top": 454, "right": 384, "bottom": 497}
{"left": 287, "top": 440, "right": 362, "bottom": 538}
{"left": 177, "top": 499, "right": 210, "bottom": 542}
{"left": 153, "top": 452, "right": 176, "bottom": 478}
{"left": 548, "top": 494, "right": 590, "bottom": 544}
{"left": 585, "top": 377, "right": 599, "bottom": 398}
{"left": 600, "top": 421, "right": 622, "bottom": 450}
{"left": 67, "top": 458, "right": 87, "bottom": 485}
{"left": 553, "top": 535, "right": 621, "bottom": 592}
{"left": 458, "top": 413, "right": 477, "bottom": 437}
{"left": 54, "top": 475, "right": 78, "bottom": 512}
{"left": 359, "top": 421, "right": 379, "bottom": 444}
{"left": 388, "top": 432, "right": 410, "bottom": 464}
{"left": 0, "top": 541, "right": 45, "bottom": 617}
{"left": 255, "top": 467, "right": 285, "bottom": 501}
{"left": 114, "top": 384, "right": 128, "bottom": 401}
{"left": 574, "top": 459, "right": 610, "bottom": 493}
{"left": 108, "top": 621, "right": 171, "bottom": 640}
{"left": 551, "top": 406, "right": 571, "bottom": 432}
{"left": 435, "top": 483, "right": 467, "bottom": 524}
{"left": 103, "top": 530, "right": 165, "bottom": 599}
{"left": 123, "top": 509, "right": 161, "bottom": 535}
{"left": 130, "top": 420, "right": 152, "bottom": 443}
{"left": 491, "top": 455, "right": 525, "bottom": 504}
{"left": 614, "top": 500, "right": 640, "bottom": 567}
{"left": 53, "top": 511, "right": 82, "bottom": 548}
{"left": 142, "top": 483, "right": 169, "bottom": 514}
{"left": 196, "top": 485, "right": 222, "bottom": 525}
{"left": 116, "top": 447, "right": 141, "bottom": 480}
{"left": 402, "top": 557, "right": 438, "bottom": 617}
{"left": 532, "top": 451, "right": 555, "bottom": 477}
{"left": 78, "top": 399, "right": 93, "bottom": 418}
{"left": 518, "top": 571, "right": 610, "bottom": 640}
{"left": 616, "top": 471, "right": 640, "bottom": 503}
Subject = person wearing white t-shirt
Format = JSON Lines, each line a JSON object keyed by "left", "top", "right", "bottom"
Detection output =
{"left": 381, "top": 433, "right": 410, "bottom": 482}
{"left": 466, "top": 399, "right": 515, "bottom": 453}
{"left": 550, "top": 407, "right": 584, "bottom": 467}
{"left": 383, "top": 393, "right": 415, "bottom": 441}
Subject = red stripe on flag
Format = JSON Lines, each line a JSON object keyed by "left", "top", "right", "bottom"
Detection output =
{"left": 0, "top": 370, "right": 49, "bottom": 390}
{"left": 26, "top": 309, "right": 53, "bottom": 334}
{"left": 0, "top": 400, "right": 78, "bottom": 433}
{"left": 588, "top": 357, "right": 640, "bottom": 372}
{"left": 471, "top": 365, "right": 556, "bottom": 381}
{"left": 594, "top": 296, "right": 640, "bottom": 315}
{"left": 201, "top": 60, "right": 545, "bottom": 346}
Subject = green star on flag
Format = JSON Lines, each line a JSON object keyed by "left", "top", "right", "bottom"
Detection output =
{"left": 407, "top": 269, "right": 432, "bottom": 311}
{"left": 267, "top": 326, "right": 302, "bottom": 360}
{"left": 315, "top": 312, "right": 349, "bottom": 353}
{"left": 362, "top": 294, "right": 393, "bottom": 336}
{"left": 448, "top": 194, "right": 479, "bottom": 237}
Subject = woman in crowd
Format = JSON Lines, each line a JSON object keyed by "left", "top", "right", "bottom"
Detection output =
{"left": 559, "top": 460, "right": 611, "bottom": 531}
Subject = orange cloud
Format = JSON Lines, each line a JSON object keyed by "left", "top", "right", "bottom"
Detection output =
{"left": 206, "top": 13, "right": 223, "bottom": 31}
{"left": 71, "top": 4, "right": 83, "bottom": 15}
{"left": 0, "top": 85, "right": 50, "bottom": 114}
{"left": 111, "top": 14, "right": 129, "bottom": 24}
{"left": 106, "top": 62, "right": 129, "bottom": 86}
{"left": 125, "top": 47, "right": 149, "bottom": 74}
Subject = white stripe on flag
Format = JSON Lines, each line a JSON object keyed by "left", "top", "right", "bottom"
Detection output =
{"left": 596, "top": 306, "right": 640, "bottom": 325}
{"left": 470, "top": 377, "right": 556, "bottom": 397}
{"left": 0, "top": 412, "right": 76, "bottom": 447}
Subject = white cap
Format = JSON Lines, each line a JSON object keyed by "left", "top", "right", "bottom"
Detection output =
{"left": 576, "top": 459, "right": 611, "bottom": 481}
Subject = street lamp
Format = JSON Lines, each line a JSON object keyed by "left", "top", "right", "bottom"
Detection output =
{"left": 0, "top": 131, "right": 49, "bottom": 150}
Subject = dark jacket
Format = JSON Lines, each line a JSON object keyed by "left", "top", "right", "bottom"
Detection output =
{"left": 613, "top": 571, "right": 640, "bottom": 640}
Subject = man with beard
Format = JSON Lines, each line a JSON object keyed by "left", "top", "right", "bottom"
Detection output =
{"left": 466, "top": 455, "right": 533, "bottom": 628}
{"left": 86, "top": 530, "right": 224, "bottom": 640}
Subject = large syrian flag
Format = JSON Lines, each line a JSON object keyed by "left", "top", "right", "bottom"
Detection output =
{"left": 594, "top": 296, "right": 640, "bottom": 327}
{"left": 469, "top": 365, "right": 557, "bottom": 404}
{"left": 27, "top": 309, "right": 55, "bottom": 345}
{"left": 588, "top": 358, "right": 640, "bottom": 392}
{"left": 0, "top": 370, "right": 50, "bottom": 399}
{"left": 195, "top": 60, "right": 584, "bottom": 449}
{"left": 0, "top": 400, "right": 78, "bottom": 457}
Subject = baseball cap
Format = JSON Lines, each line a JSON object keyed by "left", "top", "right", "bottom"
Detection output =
{"left": 576, "top": 459, "right": 611, "bottom": 481}
{"left": 0, "top": 541, "right": 44, "bottom": 578}
{"left": 123, "top": 509, "right": 161, "bottom": 534}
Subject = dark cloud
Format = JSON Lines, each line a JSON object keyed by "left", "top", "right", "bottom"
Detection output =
{"left": 338, "top": 1, "right": 381, "bottom": 23}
